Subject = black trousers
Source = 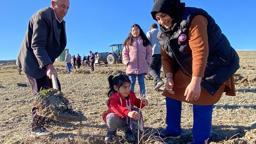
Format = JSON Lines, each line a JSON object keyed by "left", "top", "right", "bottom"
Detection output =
{"left": 149, "top": 54, "right": 162, "bottom": 85}
{"left": 36, "top": 75, "right": 61, "bottom": 91}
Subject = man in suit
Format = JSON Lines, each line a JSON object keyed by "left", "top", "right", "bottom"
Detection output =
{"left": 17, "top": 0, "right": 70, "bottom": 136}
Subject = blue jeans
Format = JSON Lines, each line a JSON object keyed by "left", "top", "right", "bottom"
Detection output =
{"left": 66, "top": 62, "right": 72, "bottom": 73}
{"left": 165, "top": 97, "right": 213, "bottom": 144}
{"left": 128, "top": 74, "right": 146, "bottom": 96}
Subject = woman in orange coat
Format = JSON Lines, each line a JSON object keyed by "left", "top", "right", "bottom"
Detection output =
{"left": 151, "top": 0, "right": 239, "bottom": 143}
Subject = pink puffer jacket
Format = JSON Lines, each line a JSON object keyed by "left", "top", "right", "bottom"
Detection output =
{"left": 122, "top": 37, "right": 152, "bottom": 75}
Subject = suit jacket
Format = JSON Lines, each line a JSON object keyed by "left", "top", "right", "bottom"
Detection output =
{"left": 17, "top": 7, "right": 67, "bottom": 79}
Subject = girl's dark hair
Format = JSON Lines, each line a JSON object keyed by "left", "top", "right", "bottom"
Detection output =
{"left": 107, "top": 71, "right": 130, "bottom": 97}
{"left": 123, "top": 24, "right": 151, "bottom": 47}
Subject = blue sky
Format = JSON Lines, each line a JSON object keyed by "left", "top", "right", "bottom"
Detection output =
{"left": 0, "top": 0, "right": 255, "bottom": 60}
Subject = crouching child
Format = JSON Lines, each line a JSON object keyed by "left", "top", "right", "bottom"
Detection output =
{"left": 102, "top": 71, "right": 148, "bottom": 143}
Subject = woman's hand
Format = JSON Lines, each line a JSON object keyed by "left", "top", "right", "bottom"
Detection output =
{"left": 184, "top": 76, "right": 202, "bottom": 102}
{"left": 165, "top": 73, "right": 175, "bottom": 94}
{"left": 128, "top": 111, "right": 140, "bottom": 120}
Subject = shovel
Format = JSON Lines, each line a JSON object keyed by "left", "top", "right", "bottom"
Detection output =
{"left": 51, "top": 74, "right": 59, "bottom": 90}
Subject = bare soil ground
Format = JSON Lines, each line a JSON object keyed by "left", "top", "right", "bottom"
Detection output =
{"left": 0, "top": 51, "right": 256, "bottom": 144}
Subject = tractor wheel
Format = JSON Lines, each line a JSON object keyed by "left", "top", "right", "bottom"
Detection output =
{"left": 107, "top": 54, "right": 116, "bottom": 65}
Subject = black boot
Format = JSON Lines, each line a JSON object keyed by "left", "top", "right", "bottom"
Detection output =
{"left": 104, "top": 130, "right": 116, "bottom": 143}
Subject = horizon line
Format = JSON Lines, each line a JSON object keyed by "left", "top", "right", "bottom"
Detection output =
{"left": 1, "top": 49, "right": 256, "bottom": 61}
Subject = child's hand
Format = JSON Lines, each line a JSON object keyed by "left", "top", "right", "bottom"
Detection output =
{"left": 128, "top": 111, "right": 140, "bottom": 120}
{"left": 141, "top": 98, "right": 148, "bottom": 106}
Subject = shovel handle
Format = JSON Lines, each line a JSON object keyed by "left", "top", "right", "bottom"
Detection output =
{"left": 51, "top": 74, "right": 59, "bottom": 90}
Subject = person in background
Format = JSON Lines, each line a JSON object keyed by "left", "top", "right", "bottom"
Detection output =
{"left": 76, "top": 54, "right": 81, "bottom": 69}
{"left": 72, "top": 55, "right": 76, "bottom": 69}
{"left": 146, "top": 23, "right": 164, "bottom": 91}
{"left": 122, "top": 24, "right": 152, "bottom": 97}
{"left": 151, "top": 0, "right": 239, "bottom": 143}
{"left": 94, "top": 52, "right": 99, "bottom": 65}
{"left": 82, "top": 55, "right": 87, "bottom": 67}
{"left": 16, "top": 0, "right": 70, "bottom": 136}
{"left": 86, "top": 55, "right": 90, "bottom": 67}
{"left": 89, "top": 51, "right": 95, "bottom": 71}
{"left": 64, "top": 50, "right": 72, "bottom": 73}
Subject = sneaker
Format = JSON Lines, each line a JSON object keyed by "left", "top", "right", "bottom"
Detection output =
{"left": 158, "top": 129, "right": 181, "bottom": 139}
{"left": 124, "top": 129, "right": 136, "bottom": 143}
{"left": 31, "top": 127, "right": 51, "bottom": 137}
{"left": 104, "top": 130, "right": 116, "bottom": 143}
{"left": 154, "top": 80, "right": 164, "bottom": 91}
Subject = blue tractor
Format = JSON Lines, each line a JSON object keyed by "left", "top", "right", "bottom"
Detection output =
{"left": 106, "top": 44, "right": 123, "bottom": 64}
{"left": 96, "top": 44, "right": 123, "bottom": 65}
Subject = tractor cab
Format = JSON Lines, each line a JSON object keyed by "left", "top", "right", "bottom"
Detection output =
{"left": 110, "top": 44, "right": 123, "bottom": 56}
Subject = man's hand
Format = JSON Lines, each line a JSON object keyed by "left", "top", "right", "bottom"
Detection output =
{"left": 184, "top": 76, "right": 202, "bottom": 102}
{"left": 46, "top": 64, "right": 57, "bottom": 79}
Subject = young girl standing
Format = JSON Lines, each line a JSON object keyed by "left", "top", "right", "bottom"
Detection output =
{"left": 122, "top": 24, "right": 152, "bottom": 97}
{"left": 102, "top": 71, "right": 148, "bottom": 143}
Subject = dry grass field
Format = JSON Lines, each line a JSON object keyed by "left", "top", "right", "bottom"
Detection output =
{"left": 0, "top": 51, "right": 255, "bottom": 144}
